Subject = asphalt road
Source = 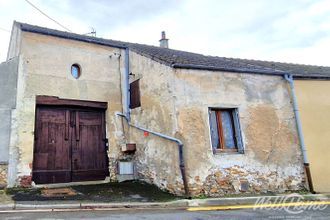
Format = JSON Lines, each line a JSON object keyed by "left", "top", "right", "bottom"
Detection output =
{"left": 1, "top": 207, "right": 330, "bottom": 220}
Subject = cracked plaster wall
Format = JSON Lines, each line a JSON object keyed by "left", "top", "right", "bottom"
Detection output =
{"left": 127, "top": 55, "right": 305, "bottom": 196}
{"left": 127, "top": 52, "right": 184, "bottom": 194}
{"left": 8, "top": 32, "right": 126, "bottom": 186}
{"left": 172, "top": 69, "right": 305, "bottom": 196}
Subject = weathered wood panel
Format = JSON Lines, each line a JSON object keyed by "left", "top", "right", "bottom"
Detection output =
{"left": 32, "top": 106, "right": 108, "bottom": 184}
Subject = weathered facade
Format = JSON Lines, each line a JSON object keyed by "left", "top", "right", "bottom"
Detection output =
{"left": 128, "top": 60, "right": 304, "bottom": 196}
{"left": 6, "top": 28, "right": 125, "bottom": 187}
{"left": 1, "top": 21, "right": 329, "bottom": 195}
{"left": 236, "top": 60, "right": 330, "bottom": 193}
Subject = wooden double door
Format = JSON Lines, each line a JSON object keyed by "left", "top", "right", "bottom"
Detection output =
{"left": 32, "top": 106, "right": 109, "bottom": 184}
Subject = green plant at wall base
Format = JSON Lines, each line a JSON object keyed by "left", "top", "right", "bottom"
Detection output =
{"left": 5, "top": 187, "right": 41, "bottom": 195}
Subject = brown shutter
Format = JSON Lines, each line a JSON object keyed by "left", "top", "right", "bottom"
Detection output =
{"left": 130, "top": 79, "right": 141, "bottom": 109}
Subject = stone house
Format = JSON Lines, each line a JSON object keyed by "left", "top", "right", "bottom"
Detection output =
{"left": 0, "top": 21, "right": 329, "bottom": 196}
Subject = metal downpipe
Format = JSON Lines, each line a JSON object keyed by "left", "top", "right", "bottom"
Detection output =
{"left": 284, "top": 74, "right": 315, "bottom": 193}
{"left": 178, "top": 143, "right": 189, "bottom": 197}
{"left": 117, "top": 113, "right": 189, "bottom": 197}
{"left": 124, "top": 48, "right": 130, "bottom": 122}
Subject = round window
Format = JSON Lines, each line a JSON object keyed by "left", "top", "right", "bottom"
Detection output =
{"left": 71, "top": 64, "right": 81, "bottom": 79}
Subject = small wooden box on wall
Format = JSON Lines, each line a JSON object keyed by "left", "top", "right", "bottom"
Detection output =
{"left": 121, "top": 143, "right": 136, "bottom": 153}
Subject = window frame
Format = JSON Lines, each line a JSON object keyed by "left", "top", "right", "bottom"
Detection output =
{"left": 208, "top": 107, "right": 244, "bottom": 154}
{"left": 71, "top": 64, "right": 81, "bottom": 79}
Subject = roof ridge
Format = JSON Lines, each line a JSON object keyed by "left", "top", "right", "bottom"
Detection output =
{"left": 229, "top": 56, "right": 329, "bottom": 68}
{"left": 16, "top": 21, "right": 213, "bottom": 57}
{"left": 13, "top": 21, "right": 330, "bottom": 79}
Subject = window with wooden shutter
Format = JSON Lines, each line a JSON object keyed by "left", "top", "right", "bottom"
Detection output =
{"left": 208, "top": 108, "right": 244, "bottom": 154}
{"left": 130, "top": 79, "right": 141, "bottom": 109}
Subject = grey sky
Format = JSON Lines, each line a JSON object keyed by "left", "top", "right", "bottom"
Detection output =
{"left": 0, "top": 0, "right": 329, "bottom": 66}
{"left": 44, "top": 0, "right": 180, "bottom": 32}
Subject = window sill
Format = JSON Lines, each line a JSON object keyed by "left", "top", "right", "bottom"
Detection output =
{"left": 213, "top": 149, "right": 243, "bottom": 155}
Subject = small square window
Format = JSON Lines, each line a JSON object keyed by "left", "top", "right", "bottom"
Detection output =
{"left": 209, "top": 108, "right": 244, "bottom": 154}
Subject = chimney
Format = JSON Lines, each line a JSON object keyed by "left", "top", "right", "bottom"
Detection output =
{"left": 159, "top": 31, "right": 169, "bottom": 48}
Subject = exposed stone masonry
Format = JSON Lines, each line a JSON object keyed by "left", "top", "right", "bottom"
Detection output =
{"left": 189, "top": 166, "right": 305, "bottom": 197}
{"left": 0, "top": 164, "right": 8, "bottom": 188}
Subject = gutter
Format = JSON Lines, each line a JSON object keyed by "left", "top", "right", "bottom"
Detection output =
{"left": 124, "top": 48, "right": 130, "bottom": 121}
{"left": 118, "top": 48, "right": 189, "bottom": 197}
{"left": 17, "top": 22, "right": 128, "bottom": 50}
{"left": 284, "top": 74, "right": 315, "bottom": 193}
{"left": 172, "top": 63, "right": 285, "bottom": 75}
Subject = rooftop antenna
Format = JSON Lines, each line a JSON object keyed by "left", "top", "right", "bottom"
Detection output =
{"left": 84, "top": 27, "right": 96, "bottom": 37}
